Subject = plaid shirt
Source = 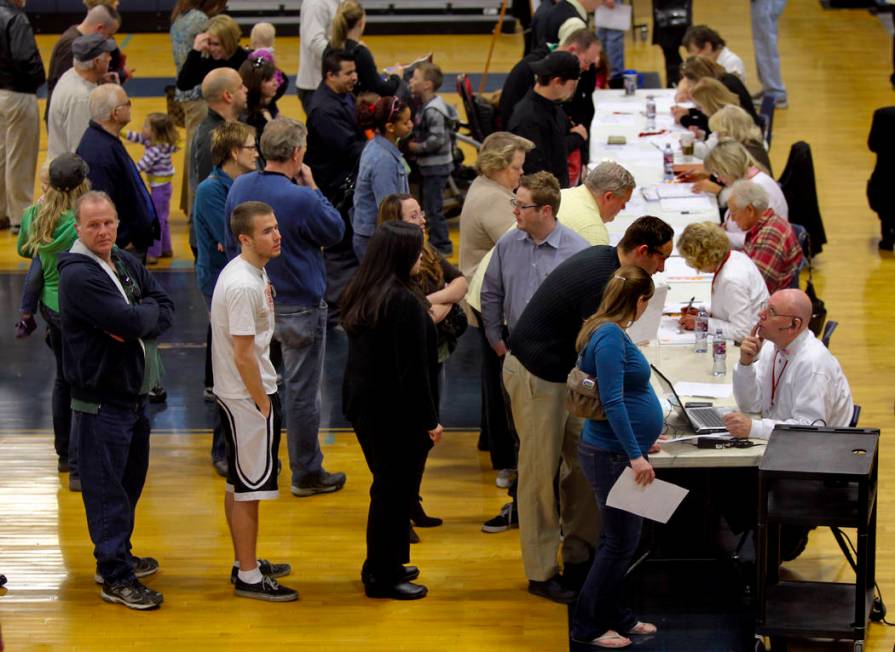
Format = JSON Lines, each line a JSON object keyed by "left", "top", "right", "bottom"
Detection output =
{"left": 744, "top": 211, "right": 804, "bottom": 293}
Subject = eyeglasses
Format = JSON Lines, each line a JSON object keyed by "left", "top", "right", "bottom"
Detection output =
{"left": 758, "top": 301, "right": 800, "bottom": 320}
{"left": 648, "top": 247, "right": 672, "bottom": 261}
{"left": 510, "top": 198, "right": 541, "bottom": 210}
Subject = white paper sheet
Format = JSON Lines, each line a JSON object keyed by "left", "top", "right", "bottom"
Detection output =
{"left": 657, "top": 317, "right": 695, "bottom": 345}
{"left": 656, "top": 183, "right": 696, "bottom": 199}
{"left": 595, "top": 4, "right": 633, "bottom": 31}
{"left": 662, "top": 256, "right": 711, "bottom": 280}
{"left": 627, "top": 285, "right": 668, "bottom": 344}
{"left": 606, "top": 467, "right": 689, "bottom": 524}
{"left": 673, "top": 382, "right": 733, "bottom": 399}
{"left": 659, "top": 196, "right": 716, "bottom": 212}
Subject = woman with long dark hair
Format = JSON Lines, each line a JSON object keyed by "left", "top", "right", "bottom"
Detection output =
{"left": 238, "top": 55, "right": 283, "bottom": 163}
{"left": 570, "top": 266, "right": 663, "bottom": 649}
{"left": 341, "top": 221, "right": 443, "bottom": 600}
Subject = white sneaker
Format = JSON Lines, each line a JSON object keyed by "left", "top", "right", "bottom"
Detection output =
{"left": 495, "top": 468, "right": 517, "bottom": 489}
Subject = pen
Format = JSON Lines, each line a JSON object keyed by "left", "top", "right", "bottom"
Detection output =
{"left": 680, "top": 211, "right": 691, "bottom": 215}
{"left": 686, "top": 296, "right": 695, "bottom": 312}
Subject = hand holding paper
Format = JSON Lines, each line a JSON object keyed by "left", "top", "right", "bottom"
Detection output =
{"left": 606, "top": 467, "right": 689, "bottom": 523}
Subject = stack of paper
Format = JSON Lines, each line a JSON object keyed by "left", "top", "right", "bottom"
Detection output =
{"left": 673, "top": 382, "right": 733, "bottom": 399}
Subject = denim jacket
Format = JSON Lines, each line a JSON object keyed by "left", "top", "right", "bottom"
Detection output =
{"left": 351, "top": 135, "right": 410, "bottom": 237}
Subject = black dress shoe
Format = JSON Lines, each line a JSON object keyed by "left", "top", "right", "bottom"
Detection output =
{"left": 364, "top": 580, "right": 428, "bottom": 600}
{"left": 402, "top": 565, "right": 420, "bottom": 582}
{"left": 528, "top": 575, "right": 577, "bottom": 604}
{"left": 409, "top": 525, "right": 420, "bottom": 544}
{"left": 410, "top": 501, "right": 443, "bottom": 528}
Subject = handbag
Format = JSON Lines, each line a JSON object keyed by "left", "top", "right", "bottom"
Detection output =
{"left": 565, "top": 353, "right": 607, "bottom": 421}
{"left": 437, "top": 302, "right": 468, "bottom": 342}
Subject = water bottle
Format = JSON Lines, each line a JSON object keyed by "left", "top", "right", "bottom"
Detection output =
{"left": 712, "top": 329, "right": 727, "bottom": 376}
{"left": 645, "top": 94, "right": 656, "bottom": 130}
{"left": 623, "top": 69, "right": 637, "bottom": 96}
{"left": 663, "top": 143, "right": 674, "bottom": 181}
{"left": 694, "top": 308, "right": 708, "bottom": 353}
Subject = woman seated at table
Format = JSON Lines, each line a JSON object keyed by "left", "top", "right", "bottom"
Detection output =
{"left": 378, "top": 193, "right": 468, "bottom": 540}
{"left": 687, "top": 80, "right": 743, "bottom": 152}
{"left": 701, "top": 105, "right": 771, "bottom": 173}
{"left": 676, "top": 221, "right": 769, "bottom": 343}
{"left": 694, "top": 139, "right": 787, "bottom": 247}
{"left": 570, "top": 265, "right": 663, "bottom": 650}
{"left": 672, "top": 56, "right": 760, "bottom": 132}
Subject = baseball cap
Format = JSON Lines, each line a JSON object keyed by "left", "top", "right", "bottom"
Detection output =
{"left": 72, "top": 33, "right": 117, "bottom": 62}
{"left": 530, "top": 51, "right": 581, "bottom": 81}
{"left": 49, "top": 154, "right": 90, "bottom": 192}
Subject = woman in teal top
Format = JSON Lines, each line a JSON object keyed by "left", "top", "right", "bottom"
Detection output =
{"left": 571, "top": 265, "right": 664, "bottom": 649}
{"left": 17, "top": 154, "right": 90, "bottom": 483}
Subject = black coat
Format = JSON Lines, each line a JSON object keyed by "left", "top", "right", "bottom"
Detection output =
{"left": 342, "top": 287, "right": 439, "bottom": 437}
{"left": 508, "top": 88, "right": 582, "bottom": 188}
{"left": 326, "top": 40, "right": 401, "bottom": 98}
{"left": 176, "top": 47, "right": 248, "bottom": 91}
{"left": 778, "top": 141, "right": 827, "bottom": 255}
{"left": 305, "top": 82, "right": 367, "bottom": 199}
{"left": 530, "top": 0, "right": 580, "bottom": 52}
{"left": 0, "top": 0, "right": 45, "bottom": 93}
{"left": 867, "top": 106, "right": 895, "bottom": 215}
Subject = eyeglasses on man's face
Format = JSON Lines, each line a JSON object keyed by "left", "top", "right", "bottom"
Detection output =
{"left": 510, "top": 198, "right": 540, "bottom": 210}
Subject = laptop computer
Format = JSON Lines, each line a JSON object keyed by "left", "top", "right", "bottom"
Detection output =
{"left": 650, "top": 364, "right": 728, "bottom": 435}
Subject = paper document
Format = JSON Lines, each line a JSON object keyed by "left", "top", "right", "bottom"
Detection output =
{"left": 659, "top": 196, "right": 716, "bottom": 212}
{"left": 663, "top": 256, "right": 711, "bottom": 280}
{"left": 627, "top": 285, "right": 668, "bottom": 344}
{"left": 595, "top": 4, "right": 633, "bottom": 31}
{"left": 606, "top": 467, "right": 689, "bottom": 523}
{"left": 656, "top": 183, "right": 696, "bottom": 199}
{"left": 673, "top": 382, "right": 733, "bottom": 399}
{"left": 657, "top": 317, "right": 695, "bottom": 345}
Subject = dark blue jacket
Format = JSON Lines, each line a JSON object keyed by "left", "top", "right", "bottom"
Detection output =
{"left": 58, "top": 246, "right": 174, "bottom": 406}
{"left": 305, "top": 82, "right": 367, "bottom": 200}
{"left": 76, "top": 121, "right": 159, "bottom": 251}
{"left": 193, "top": 166, "right": 232, "bottom": 298}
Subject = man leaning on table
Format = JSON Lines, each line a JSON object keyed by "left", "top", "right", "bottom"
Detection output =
{"left": 557, "top": 161, "right": 635, "bottom": 245}
{"left": 723, "top": 288, "right": 854, "bottom": 440}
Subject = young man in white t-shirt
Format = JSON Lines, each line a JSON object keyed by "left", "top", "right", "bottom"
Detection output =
{"left": 210, "top": 200, "right": 297, "bottom": 602}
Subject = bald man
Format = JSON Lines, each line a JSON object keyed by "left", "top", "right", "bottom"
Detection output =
{"left": 723, "top": 289, "right": 853, "bottom": 439}
{"left": 76, "top": 85, "right": 157, "bottom": 256}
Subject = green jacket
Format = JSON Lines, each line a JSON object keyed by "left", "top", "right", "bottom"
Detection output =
{"left": 17, "top": 204, "right": 78, "bottom": 313}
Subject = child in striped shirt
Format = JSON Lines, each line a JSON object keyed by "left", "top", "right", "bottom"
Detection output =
{"left": 127, "top": 112, "right": 179, "bottom": 262}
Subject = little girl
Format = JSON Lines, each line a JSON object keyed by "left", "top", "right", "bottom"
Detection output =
{"left": 127, "top": 112, "right": 179, "bottom": 262}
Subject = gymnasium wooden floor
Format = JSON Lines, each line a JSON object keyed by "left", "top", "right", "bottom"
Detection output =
{"left": 1, "top": 0, "right": 894, "bottom": 649}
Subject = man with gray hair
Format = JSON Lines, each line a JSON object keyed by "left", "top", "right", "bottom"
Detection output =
{"left": 726, "top": 179, "right": 802, "bottom": 293}
{"left": 76, "top": 84, "right": 158, "bottom": 257}
{"left": 48, "top": 33, "right": 117, "bottom": 161}
{"left": 57, "top": 190, "right": 174, "bottom": 609}
{"left": 557, "top": 161, "right": 635, "bottom": 245}
{"left": 45, "top": 4, "right": 120, "bottom": 116}
{"left": 224, "top": 118, "right": 348, "bottom": 498}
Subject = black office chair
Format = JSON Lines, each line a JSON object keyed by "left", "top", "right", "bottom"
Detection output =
{"left": 849, "top": 404, "right": 861, "bottom": 428}
{"left": 758, "top": 94, "right": 776, "bottom": 149}
{"left": 821, "top": 320, "right": 838, "bottom": 348}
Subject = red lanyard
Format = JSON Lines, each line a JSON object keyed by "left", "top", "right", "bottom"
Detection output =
{"left": 770, "top": 352, "right": 789, "bottom": 406}
{"left": 711, "top": 251, "right": 732, "bottom": 292}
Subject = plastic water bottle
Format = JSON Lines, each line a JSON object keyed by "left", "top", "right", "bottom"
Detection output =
{"left": 663, "top": 143, "right": 674, "bottom": 181}
{"left": 712, "top": 329, "right": 727, "bottom": 376}
{"left": 694, "top": 308, "right": 709, "bottom": 353}
{"left": 645, "top": 94, "right": 656, "bottom": 130}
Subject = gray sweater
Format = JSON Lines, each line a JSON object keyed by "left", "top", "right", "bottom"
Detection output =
{"left": 413, "top": 95, "right": 454, "bottom": 171}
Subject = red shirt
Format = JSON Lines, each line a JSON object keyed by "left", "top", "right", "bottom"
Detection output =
{"left": 744, "top": 210, "right": 804, "bottom": 293}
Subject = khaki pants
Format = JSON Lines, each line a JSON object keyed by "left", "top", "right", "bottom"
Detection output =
{"left": 179, "top": 98, "right": 207, "bottom": 216}
{"left": 502, "top": 352, "right": 599, "bottom": 582}
{"left": 0, "top": 90, "right": 39, "bottom": 226}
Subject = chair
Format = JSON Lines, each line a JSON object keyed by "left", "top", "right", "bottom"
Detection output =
{"left": 778, "top": 142, "right": 827, "bottom": 256}
{"left": 849, "top": 404, "right": 861, "bottom": 428}
{"left": 788, "top": 222, "right": 810, "bottom": 288}
{"left": 759, "top": 94, "right": 776, "bottom": 149}
{"left": 455, "top": 74, "right": 496, "bottom": 145}
{"left": 821, "top": 320, "right": 838, "bottom": 348}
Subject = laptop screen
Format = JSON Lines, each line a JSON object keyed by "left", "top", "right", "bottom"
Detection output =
{"left": 650, "top": 364, "right": 687, "bottom": 421}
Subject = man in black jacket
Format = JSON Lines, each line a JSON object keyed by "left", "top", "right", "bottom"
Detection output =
{"left": 58, "top": 191, "right": 175, "bottom": 610}
{"left": 305, "top": 49, "right": 366, "bottom": 324}
{"left": 76, "top": 85, "right": 158, "bottom": 259}
{"left": 507, "top": 51, "right": 586, "bottom": 188}
{"left": 0, "top": 0, "right": 46, "bottom": 232}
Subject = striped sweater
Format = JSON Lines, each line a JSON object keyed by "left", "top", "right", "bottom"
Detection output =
{"left": 126, "top": 132, "right": 177, "bottom": 184}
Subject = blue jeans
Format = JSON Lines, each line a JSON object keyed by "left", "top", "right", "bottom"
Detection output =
{"left": 751, "top": 0, "right": 788, "bottom": 100}
{"left": 597, "top": 28, "right": 626, "bottom": 81}
{"left": 420, "top": 172, "right": 452, "bottom": 253}
{"left": 352, "top": 232, "right": 370, "bottom": 263}
{"left": 572, "top": 443, "right": 643, "bottom": 641}
{"left": 75, "top": 400, "right": 150, "bottom": 583}
{"left": 274, "top": 301, "right": 327, "bottom": 485}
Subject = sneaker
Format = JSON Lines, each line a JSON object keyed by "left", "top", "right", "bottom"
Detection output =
{"left": 495, "top": 468, "right": 517, "bottom": 489}
{"left": 95, "top": 556, "right": 159, "bottom": 584}
{"left": 203, "top": 387, "right": 216, "bottom": 402}
{"left": 481, "top": 502, "right": 518, "bottom": 533}
{"left": 291, "top": 469, "right": 346, "bottom": 497}
{"left": 775, "top": 98, "right": 788, "bottom": 109}
{"left": 234, "top": 575, "right": 298, "bottom": 602}
{"left": 229, "top": 559, "right": 292, "bottom": 584}
{"left": 100, "top": 578, "right": 163, "bottom": 610}
{"left": 148, "top": 385, "right": 167, "bottom": 404}
{"left": 69, "top": 474, "right": 81, "bottom": 492}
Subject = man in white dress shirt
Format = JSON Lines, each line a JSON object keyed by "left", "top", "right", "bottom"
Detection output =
{"left": 723, "top": 288, "right": 853, "bottom": 439}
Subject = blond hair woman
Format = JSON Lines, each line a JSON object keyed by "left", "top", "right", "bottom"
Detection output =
{"left": 571, "top": 265, "right": 662, "bottom": 649}
{"left": 676, "top": 222, "right": 768, "bottom": 342}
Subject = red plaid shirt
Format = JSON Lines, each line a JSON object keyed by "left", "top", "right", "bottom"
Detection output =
{"left": 744, "top": 211, "right": 804, "bottom": 293}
